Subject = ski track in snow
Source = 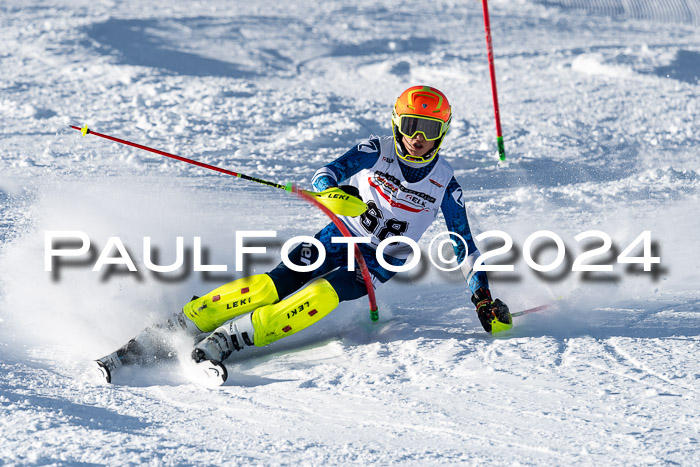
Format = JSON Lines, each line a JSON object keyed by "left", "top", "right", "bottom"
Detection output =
{"left": 1, "top": 0, "right": 699, "bottom": 464}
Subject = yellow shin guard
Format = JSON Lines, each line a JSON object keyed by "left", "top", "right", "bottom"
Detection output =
{"left": 251, "top": 278, "right": 339, "bottom": 347}
{"left": 183, "top": 274, "right": 279, "bottom": 332}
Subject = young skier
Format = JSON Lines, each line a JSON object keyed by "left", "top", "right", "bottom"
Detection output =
{"left": 95, "top": 85, "right": 512, "bottom": 383}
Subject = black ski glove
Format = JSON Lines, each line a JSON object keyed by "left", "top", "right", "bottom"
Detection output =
{"left": 471, "top": 288, "right": 512, "bottom": 333}
{"left": 338, "top": 184, "right": 361, "bottom": 199}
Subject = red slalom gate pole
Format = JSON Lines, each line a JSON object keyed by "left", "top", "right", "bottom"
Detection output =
{"left": 481, "top": 0, "right": 506, "bottom": 162}
{"left": 70, "top": 124, "right": 379, "bottom": 320}
{"left": 296, "top": 191, "right": 379, "bottom": 321}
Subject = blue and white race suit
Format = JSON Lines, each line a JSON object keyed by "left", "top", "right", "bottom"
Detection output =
{"left": 268, "top": 135, "right": 489, "bottom": 302}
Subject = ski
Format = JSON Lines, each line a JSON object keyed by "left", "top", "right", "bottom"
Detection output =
{"left": 94, "top": 345, "right": 229, "bottom": 386}
{"left": 92, "top": 311, "right": 202, "bottom": 384}
{"left": 93, "top": 339, "right": 144, "bottom": 384}
{"left": 94, "top": 353, "right": 120, "bottom": 384}
{"left": 93, "top": 302, "right": 554, "bottom": 385}
{"left": 193, "top": 359, "right": 229, "bottom": 386}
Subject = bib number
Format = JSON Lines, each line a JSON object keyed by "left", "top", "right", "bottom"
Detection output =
{"left": 360, "top": 201, "right": 408, "bottom": 241}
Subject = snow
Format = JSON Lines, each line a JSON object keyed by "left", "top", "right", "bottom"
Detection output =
{"left": 1, "top": 0, "right": 699, "bottom": 464}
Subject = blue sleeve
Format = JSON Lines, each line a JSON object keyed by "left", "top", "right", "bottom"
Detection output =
{"left": 440, "top": 177, "right": 489, "bottom": 295}
{"left": 312, "top": 137, "right": 381, "bottom": 192}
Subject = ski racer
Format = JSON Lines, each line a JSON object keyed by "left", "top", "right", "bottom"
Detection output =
{"left": 95, "top": 85, "right": 512, "bottom": 382}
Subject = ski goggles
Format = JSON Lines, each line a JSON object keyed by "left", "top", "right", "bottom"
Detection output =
{"left": 393, "top": 114, "right": 449, "bottom": 141}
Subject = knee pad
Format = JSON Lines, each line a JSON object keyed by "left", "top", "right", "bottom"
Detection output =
{"left": 183, "top": 274, "right": 279, "bottom": 332}
{"left": 251, "top": 278, "right": 339, "bottom": 347}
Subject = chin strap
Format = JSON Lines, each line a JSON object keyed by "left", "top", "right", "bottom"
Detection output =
{"left": 393, "top": 125, "right": 443, "bottom": 165}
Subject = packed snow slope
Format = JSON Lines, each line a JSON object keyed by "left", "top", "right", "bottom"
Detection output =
{"left": 1, "top": 0, "right": 699, "bottom": 464}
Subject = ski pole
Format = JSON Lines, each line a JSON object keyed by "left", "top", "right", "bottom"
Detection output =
{"left": 511, "top": 303, "right": 550, "bottom": 318}
{"left": 481, "top": 0, "right": 506, "bottom": 162}
{"left": 70, "top": 125, "right": 364, "bottom": 216}
{"left": 70, "top": 124, "right": 379, "bottom": 320}
{"left": 71, "top": 125, "right": 291, "bottom": 190}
